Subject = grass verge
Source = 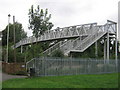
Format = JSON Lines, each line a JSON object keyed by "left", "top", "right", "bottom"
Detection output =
{"left": 2, "top": 73, "right": 118, "bottom": 88}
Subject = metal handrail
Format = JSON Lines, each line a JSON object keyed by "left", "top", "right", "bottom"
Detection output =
{"left": 12, "top": 23, "right": 97, "bottom": 48}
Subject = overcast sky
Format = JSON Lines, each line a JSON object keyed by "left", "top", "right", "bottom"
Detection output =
{"left": 0, "top": 0, "right": 119, "bottom": 36}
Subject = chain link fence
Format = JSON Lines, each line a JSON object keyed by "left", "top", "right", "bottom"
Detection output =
{"left": 26, "top": 57, "right": 119, "bottom": 76}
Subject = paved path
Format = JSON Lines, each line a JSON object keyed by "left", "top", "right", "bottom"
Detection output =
{"left": 2, "top": 73, "right": 27, "bottom": 81}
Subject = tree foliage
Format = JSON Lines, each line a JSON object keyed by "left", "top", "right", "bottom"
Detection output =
{"left": 2, "top": 22, "right": 27, "bottom": 46}
{"left": 70, "top": 39, "right": 104, "bottom": 59}
{"left": 51, "top": 49, "right": 64, "bottom": 58}
{"left": 28, "top": 5, "right": 54, "bottom": 38}
{"left": 2, "top": 45, "right": 25, "bottom": 63}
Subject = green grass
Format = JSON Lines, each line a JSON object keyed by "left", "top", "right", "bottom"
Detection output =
{"left": 2, "top": 73, "right": 118, "bottom": 88}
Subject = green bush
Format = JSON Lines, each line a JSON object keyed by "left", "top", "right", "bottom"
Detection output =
{"left": 51, "top": 49, "right": 64, "bottom": 58}
{"left": 2, "top": 45, "right": 25, "bottom": 63}
{"left": 25, "top": 44, "right": 43, "bottom": 62}
{"left": 13, "top": 71, "right": 27, "bottom": 76}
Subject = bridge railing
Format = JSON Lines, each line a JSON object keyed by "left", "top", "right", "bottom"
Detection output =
{"left": 42, "top": 40, "right": 67, "bottom": 55}
{"left": 74, "top": 25, "right": 107, "bottom": 51}
{"left": 59, "top": 24, "right": 99, "bottom": 54}
{"left": 13, "top": 23, "right": 97, "bottom": 48}
{"left": 59, "top": 23, "right": 116, "bottom": 54}
{"left": 42, "top": 23, "right": 98, "bottom": 55}
{"left": 12, "top": 21, "right": 116, "bottom": 49}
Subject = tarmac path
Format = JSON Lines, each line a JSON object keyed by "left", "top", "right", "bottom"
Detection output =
{"left": 2, "top": 72, "right": 27, "bottom": 81}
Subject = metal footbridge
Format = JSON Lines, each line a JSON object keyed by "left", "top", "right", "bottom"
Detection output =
{"left": 13, "top": 20, "right": 117, "bottom": 57}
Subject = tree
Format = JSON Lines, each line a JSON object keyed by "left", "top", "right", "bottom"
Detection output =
{"left": 28, "top": 5, "right": 54, "bottom": 38}
{"left": 51, "top": 49, "right": 64, "bottom": 58}
{"left": 2, "top": 22, "right": 27, "bottom": 46}
{"left": 110, "top": 40, "right": 120, "bottom": 59}
{"left": 23, "top": 43, "right": 43, "bottom": 62}
{"left": 2, "top": 45, "right": 25, "bottom": 63}
{"left": 70, "top": 39, "right": 104, "bottom": 59}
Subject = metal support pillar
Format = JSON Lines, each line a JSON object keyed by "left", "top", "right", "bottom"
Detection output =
{"left": 25, "top": 46, "right": 29, "bottom": 63}
{"left": 107, "top": 26, "right": 109, "bottom": 63}
{"left": 115, "top": 23, "right": 118, "bottom": 65}
{"left": 95, "top": 41, "right": 98, "bottom": 58}
{"left": 104, "top": 39, "right": 106, "bottom": 61}
{"left": 6, "top": 14, "right": 10, "bottom": 63}
{"left": 13, "top": 16, "right": 16, "bottom": 63}
{"left": 21, "top": 45, "right": 23, "bottom": 53}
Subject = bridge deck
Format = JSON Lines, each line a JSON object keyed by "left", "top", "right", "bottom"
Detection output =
{"left": 13, "top": 21, "right": 116, "bottom": 49}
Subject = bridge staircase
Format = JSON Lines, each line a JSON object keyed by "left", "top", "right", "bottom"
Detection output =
{"left": 13, "top": 21, "right": 116, "bottom": 56}
{"left": 42, "top": 24, "right": 108, "bottom": 56}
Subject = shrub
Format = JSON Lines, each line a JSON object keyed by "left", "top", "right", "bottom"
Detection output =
{"left": 51, "top": 49, "right": 64, "bottom": 58}
{"left": 2, "top": 45, "right": 25, "bottom": 63}
{"left": 14, "top": 71, "right": 27, "bottom": 76}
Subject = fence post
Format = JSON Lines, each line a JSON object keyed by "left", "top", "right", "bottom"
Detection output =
{"left": 44, "top": 58, "right": 46, "bottom": 76}
{"left": 115, "top": 60, "right": 118, "bottom": 73}
{"left": 70, "top": 57, "right": 72, "bottom": 75}
{"left": 34, "top": 58, "right": 36, "bottom": 76}
{"left": 41, "top": 59, "right": 43, "bottom": 76}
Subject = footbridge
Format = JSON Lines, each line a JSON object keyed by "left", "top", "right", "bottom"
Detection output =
{"left": 13, "top": 22, "right": 97, "bottom": 48}
{"left": 12, "top": 20, "right": 117, "bottom": 60}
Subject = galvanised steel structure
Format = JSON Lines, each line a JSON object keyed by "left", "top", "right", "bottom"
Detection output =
{"left": 26, "top": 57, "right": 118, "bottom": 76}
{"left": 13, "top": 20, "right": 118, "bottom": 62}
{"left": 13, "top": 22, "right": 97, "bottom": 48}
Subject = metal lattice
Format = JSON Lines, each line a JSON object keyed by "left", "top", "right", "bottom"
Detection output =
{"left": 26, "top": 57, "right": 118, "bottom": 76}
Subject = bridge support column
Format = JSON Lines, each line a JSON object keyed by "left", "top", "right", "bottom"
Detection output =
{"left": 21, "top": 45, "right": 23, "bottom": 53}
{"left": 24, "top": 46, "right": 28, "bottom": 63}
{"left": 95, "top": 41, "right": 98, "bottom": 58}
{"left": 107, "top": 28, "right": 109, "bottom": 63}
{"left": 115, "top": 23, "right": 118, "bottom": 65}
{"left": 104, "top": 39, "right": 106, "bottom": 61}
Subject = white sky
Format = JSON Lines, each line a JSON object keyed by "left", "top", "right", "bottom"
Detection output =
{"left": 118, "top": 1, "right": 120, "bottom": 41}
{"left": 0, "top": 0, "right": 119, "bottom": 36}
